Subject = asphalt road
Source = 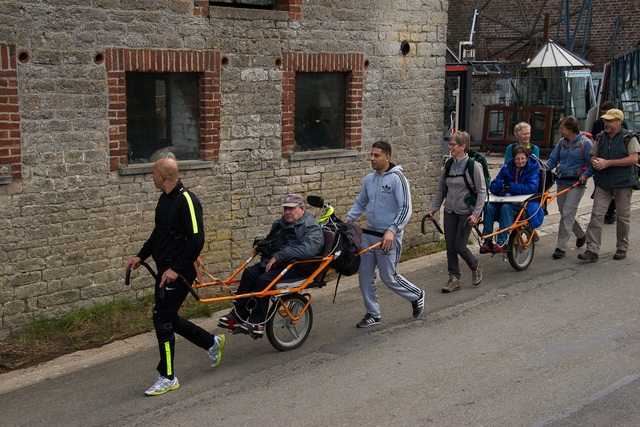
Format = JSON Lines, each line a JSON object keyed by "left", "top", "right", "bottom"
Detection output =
{"left": 2, "top": 171, "right": 640, "bottom": 426}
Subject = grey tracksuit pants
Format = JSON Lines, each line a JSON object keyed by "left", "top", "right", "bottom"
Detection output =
{"left": 358, "top": 232, "right": 422, "bottom": 318}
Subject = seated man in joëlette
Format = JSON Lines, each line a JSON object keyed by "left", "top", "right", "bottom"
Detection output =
{"left": 218, "top": 194, "right": 324, "bottom": 337}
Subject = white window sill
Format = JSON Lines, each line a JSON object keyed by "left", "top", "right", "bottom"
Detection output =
{"left": 118, "top": 160, "right": 213, "bottom": 175}
{"left": 289, "top": 149, "right": 359, "bottom": 162}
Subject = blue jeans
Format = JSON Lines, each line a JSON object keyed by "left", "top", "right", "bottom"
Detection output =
{"left": 482, "top": 203, "right": 521, "bottom": 246}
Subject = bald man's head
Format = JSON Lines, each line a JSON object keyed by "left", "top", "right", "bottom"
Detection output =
{"left": 151, "top": 157, "right": 180, "bottom": 193}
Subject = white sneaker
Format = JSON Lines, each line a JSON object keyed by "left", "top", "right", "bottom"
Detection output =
{"left": 207, "top": 334, "right": 225, "bottom": 368}
{"left": 144, "top": 376, "right": 179, "bottom": 396}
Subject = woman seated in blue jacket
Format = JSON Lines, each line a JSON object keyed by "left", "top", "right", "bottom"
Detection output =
{"left": 481, "top": 146, "right": 542, "bottom": 254}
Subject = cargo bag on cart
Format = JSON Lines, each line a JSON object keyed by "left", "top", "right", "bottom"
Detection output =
{"left": 329, "top": 220, "right": 363, "bottom": 276}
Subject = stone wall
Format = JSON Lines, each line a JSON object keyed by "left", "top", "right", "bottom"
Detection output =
{"left": 0, "top": 0, "right": 447, "bottom": 338}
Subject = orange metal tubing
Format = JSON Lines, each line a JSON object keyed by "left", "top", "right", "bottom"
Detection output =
{"left": 480, "top": 182, "right": 580, "bottom": 244}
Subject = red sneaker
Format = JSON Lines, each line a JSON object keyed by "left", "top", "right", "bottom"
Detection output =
{"left": 480, "top": 242, "right": 493, "bottom": 254}
{"left": 492, "top": 244, "right": 504, "bottom": 254}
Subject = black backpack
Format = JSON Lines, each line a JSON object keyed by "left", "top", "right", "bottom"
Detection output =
{"left": 329, "top": 221, "right": 362, "bottom": 276}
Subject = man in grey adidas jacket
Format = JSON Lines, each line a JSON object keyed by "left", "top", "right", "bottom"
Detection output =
{"left": 346, "top": 141, "right": 425, "bottom": 328}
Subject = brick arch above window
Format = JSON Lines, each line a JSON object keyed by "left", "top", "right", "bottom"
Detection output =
{"left": 281, "top": 52, "right": 365, "bottom": 158}
{"left": 105, "top": 48, "right": 221, "bottom": 171}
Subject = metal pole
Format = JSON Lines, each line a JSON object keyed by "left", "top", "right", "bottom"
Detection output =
{"left": 469, "top": 9, "right": 479, "bottom": 43}
{"left": 565, "top": 0, "right": 570, "bottom": 48}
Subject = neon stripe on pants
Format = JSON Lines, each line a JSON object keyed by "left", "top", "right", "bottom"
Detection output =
{"left": 164, "top": 341, "right": 172, "bottom": 376}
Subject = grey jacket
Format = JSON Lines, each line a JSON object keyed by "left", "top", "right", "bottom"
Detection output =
{"left": 430, "top": 154, "right": 487, "bottom": 217}
{"left": 262, "top": 210, "right": 324, "bottom": 267}
{"left": 346, "top": 164, "right": 412, "bottom": 235}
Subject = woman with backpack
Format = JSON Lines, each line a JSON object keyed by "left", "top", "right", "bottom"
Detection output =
{"left": 427, "top": 131, "right": 486, "bottom": 293}
{"left": 545, "top": 115, "right": 593, "bottom": 259}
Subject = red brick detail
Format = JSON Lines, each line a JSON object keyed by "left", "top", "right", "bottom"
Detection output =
{"left": 196, "top": 1, "right": 301, "bottom": 20}
{"left": 193, "top": 1, "right": 209, "bottom": 16}
{"left": 276, "top": 0, "right": 302, "bottom": 20}
{"left": 281, "top": 52, "right": 365, "bottom": 157}
{"left": 105, "top": 48, "right": 221, "bottom": 171}
{"left": 0, "top": 44, "right": 20, "bottom": 180}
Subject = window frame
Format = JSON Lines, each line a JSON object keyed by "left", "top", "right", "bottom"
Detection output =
{"left": 281, "top": 52, "right": 365, "bottom": 159}
{"left": 105, "top": 48, "right": 221, "bottom": 173}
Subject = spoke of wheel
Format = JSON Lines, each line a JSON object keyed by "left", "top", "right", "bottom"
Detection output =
{"left": 285, "top": 324, "right": 300, "bottom": 340}
{"left": 273, "top": 316, "right": 290, "bottom": 329}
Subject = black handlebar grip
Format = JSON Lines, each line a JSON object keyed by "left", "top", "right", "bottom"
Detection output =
{"left": 125, "top": 268, "right": 131, "bottom": 286}
{"left": 178, "top": 276, "right": 200, "bottom": 301}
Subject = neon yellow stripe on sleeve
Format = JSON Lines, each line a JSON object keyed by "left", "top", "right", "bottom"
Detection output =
{"left": 181, "top": 190, "right": 199, "bottom": 234}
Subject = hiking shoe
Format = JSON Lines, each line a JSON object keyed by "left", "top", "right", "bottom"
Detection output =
{"left": 356, "top": 314, "right": 381, "bottom": 328}
{"left": 613, "top": 250, "right": 627, "bottom": 260}
{"left": 441, "top": 275, "right": 461, "bottom": 293}
{"left": 604, "top": 213, "right": 616, "bottom": 224}
{"left": 576, "top": 236, "right": 586, "bottom": 248}
{"left": 218, "top": 311, "right": 241, "bottom": 329}
{"left": 552, "top": 248, "right": 566, "bottom": 259}
{"left": 240, "top": 323, "right": 264, "bottom": 337}
{"left": 480, "top": 242, "right": 493, "bottom": 254}
{"left": 144, "top": 376, "right": 179, "bottom": 396}
{"left": 412, "top": 290, "right": 425, "bottom": 318}
{"left": 208, "top": 334, "right": 225, "bottom": 368}
{"left": 471, "top": 264, "right": 483, "bottom": 286}
{"left": 578, "top": 250, "right": 598, "bottom": 262}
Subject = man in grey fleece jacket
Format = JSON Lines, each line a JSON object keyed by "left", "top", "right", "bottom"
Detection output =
{"left": 346, "top": 141, "right": 425, "bottom": 328}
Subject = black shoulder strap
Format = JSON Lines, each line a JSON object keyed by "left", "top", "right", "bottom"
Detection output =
{"left": 462, "top": 157, "right": 476, "bottom": 195}
{"left": 445, "top": 156, "right": 476, "bottom": 195}
{"left": 444, "top": 157, "right": 453, "bottom": 177}
{"left": 595, "top": 131, "right": 605, "bottom": 156}
{"left": 622, "top": 129, "right": 636, "bottom": 146}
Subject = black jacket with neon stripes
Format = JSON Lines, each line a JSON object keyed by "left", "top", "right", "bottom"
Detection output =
{"left": 137, "top": 180, "right": 205, "bottom": 278}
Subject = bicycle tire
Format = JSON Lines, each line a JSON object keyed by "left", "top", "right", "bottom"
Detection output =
{"left": 507, "top": 227, "right": 535, "bottom": 271}
{"left": 266, "top": 293, "right": 313, "bottom": 351}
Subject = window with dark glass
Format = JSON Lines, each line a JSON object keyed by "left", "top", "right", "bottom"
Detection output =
{"left": 295, "top": 72, "right": 346, "bottom": 151}
{"left": 126, "top": 72, "right": 200, "bottom": 163}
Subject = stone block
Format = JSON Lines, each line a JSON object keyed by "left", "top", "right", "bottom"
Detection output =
{"left": 37, "top": 290, "right": 81, "bottom": 308}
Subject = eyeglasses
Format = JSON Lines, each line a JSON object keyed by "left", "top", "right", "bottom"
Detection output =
{"left": 283, "top": 206, "right": 300, "bottom": 211}
{"left": 448, "top": 143, "right": 460, "bottom": 147}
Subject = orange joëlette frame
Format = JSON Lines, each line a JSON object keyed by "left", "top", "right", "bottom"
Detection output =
{"left": 190, "top": 241, "right": 382, "bottom": 304}
{"left": 480, "top": 182, "right": 580, "bottom": 248}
